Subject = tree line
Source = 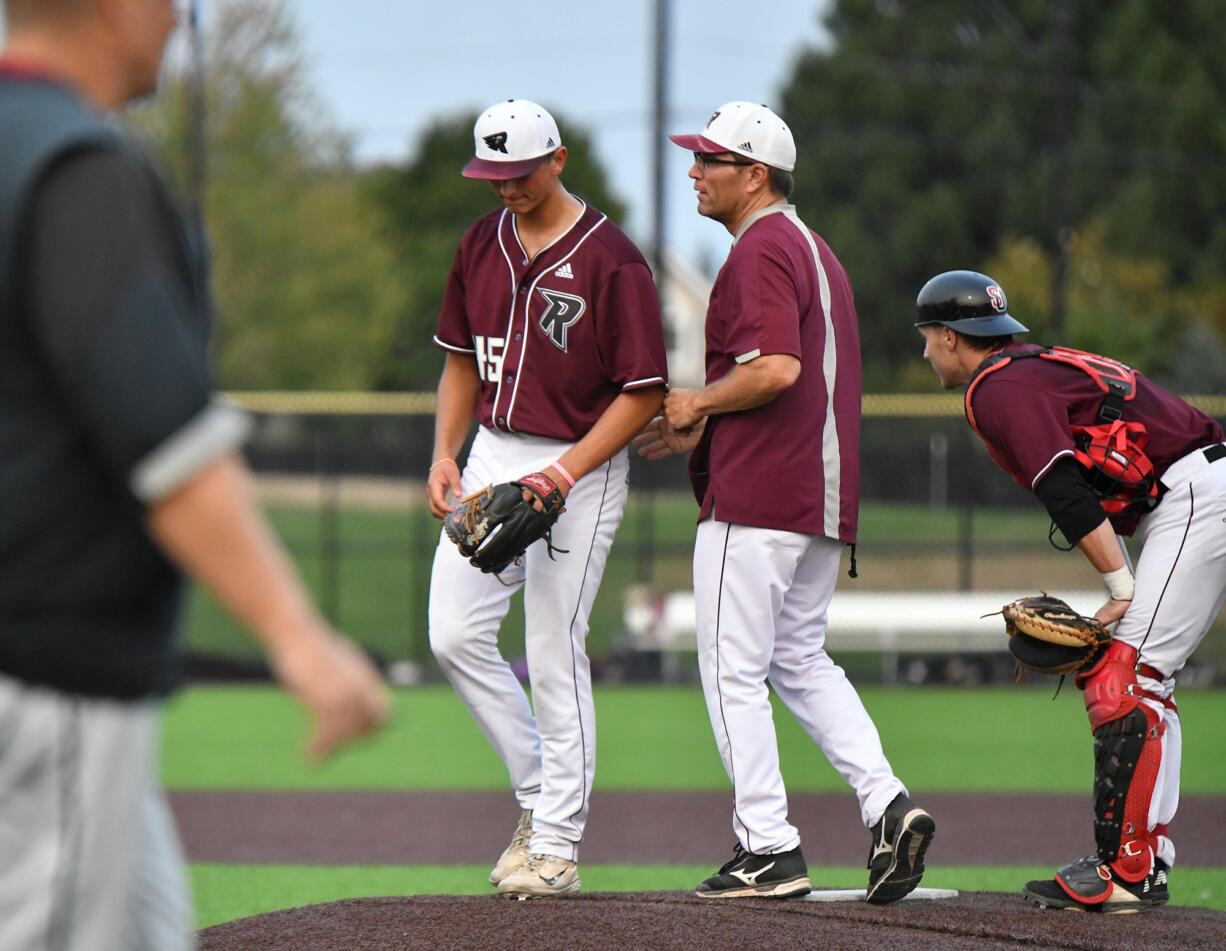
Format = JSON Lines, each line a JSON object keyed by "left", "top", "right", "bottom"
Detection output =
{"left": 136, "top": 0, "right": 1226, "bottom": 393}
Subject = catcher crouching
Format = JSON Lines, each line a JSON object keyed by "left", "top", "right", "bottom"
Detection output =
{"left": 916, "top": 270, "right": 1226, "bottom": 913}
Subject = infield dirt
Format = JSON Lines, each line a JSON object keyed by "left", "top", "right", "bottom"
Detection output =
{"left": 185, "top": 789, "right": 1225, "bottom": 950}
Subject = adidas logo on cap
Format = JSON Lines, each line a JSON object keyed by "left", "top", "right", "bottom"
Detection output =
{"left": 669, "top": 101, "right": 796, "bottom": 172}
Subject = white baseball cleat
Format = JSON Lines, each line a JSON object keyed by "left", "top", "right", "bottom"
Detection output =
{"left": 496, "top": 852, "right": 581, "bottom": 898}
{"left": 488, "top": 808, "right": 534, "bottom": 886}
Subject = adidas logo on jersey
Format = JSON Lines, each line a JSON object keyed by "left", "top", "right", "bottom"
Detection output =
{"left": 553, "top": 262, "right": 574, "bottom": 279}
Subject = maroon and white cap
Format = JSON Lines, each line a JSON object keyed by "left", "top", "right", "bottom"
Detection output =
{"left": 462, "top": 99, "right": 562, "bottom": 180}
{"left": 669, "top": 101, "right": 796, "bottom": 172}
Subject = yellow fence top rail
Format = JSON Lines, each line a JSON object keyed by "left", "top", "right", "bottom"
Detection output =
{"left": 225, "top": 391, "right": 1226, "bottom": 418}
{"left": 226, "top": 392, "right": 437, "bottom": 415}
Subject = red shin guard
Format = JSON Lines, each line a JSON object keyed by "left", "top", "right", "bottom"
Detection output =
{"left": 1079, "top": 641, "right": 1163, "bottom": 883}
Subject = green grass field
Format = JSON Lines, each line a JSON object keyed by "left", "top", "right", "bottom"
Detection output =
{"left": 169, "top": 487, "right": 1226, "bottom": 927}
{"left": 166, "top": 685, "right": 1226, "bottom": 927}
{"left": 179, "top": 493, "right": 1226, "bottom": 673}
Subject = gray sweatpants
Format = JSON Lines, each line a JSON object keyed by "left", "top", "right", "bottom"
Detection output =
{"left": 0, "top": 673, "right": 194, "bottom": 951}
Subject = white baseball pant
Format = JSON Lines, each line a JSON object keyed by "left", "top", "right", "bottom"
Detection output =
{"left": 693, "top": 520, "right": 905, "bottom": 855}
{"left": 1115, "top": 441, "right": 1226, "bottom": 870}
{"left": 429, "top": 427, "right": 629, "bottom": 860}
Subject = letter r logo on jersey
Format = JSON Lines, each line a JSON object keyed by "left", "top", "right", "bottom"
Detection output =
{"left": 538, "top": 289, "right": 586, "bottom": 352}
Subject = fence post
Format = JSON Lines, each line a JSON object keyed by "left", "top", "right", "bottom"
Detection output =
{"left": 411, "top": 505, "right": 433, "bottom": 665}
{"left": 316, "top": 435, "right": 341, "bottom": 625}
{"left": 638, "top": 487, "right": 656, "bottom": 584}
{"left": 929, "top": 431, "right": 949, "bottom": 508}
{"left": 958, "top": 502, "right": 974, "bottom": 591}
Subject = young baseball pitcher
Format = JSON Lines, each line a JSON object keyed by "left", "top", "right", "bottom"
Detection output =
{"left": 426, "top": 99, "right": 667, "bottom": 898}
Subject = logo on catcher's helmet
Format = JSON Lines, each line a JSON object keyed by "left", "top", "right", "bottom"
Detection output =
{"left": 484, "top": 132, "right": 509, "bottom": 154}
{"left": 986, "top": 284, "right": 1007, "bottom": 312}
{"left": 538, "top": 288, "right": 586, "bottom": 352}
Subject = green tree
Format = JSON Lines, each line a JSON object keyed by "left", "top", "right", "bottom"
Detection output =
{"left": 781, "top": 0, "right": 1226, "bottom": 389}
{"left": 363, "top": 113, "right": 628, "bottom": 390}
{"left": 131, "top": 0, "right": 406, "bottom": 390}
{"left": 986, "top": 224, "right": 1183, "bottom": 367}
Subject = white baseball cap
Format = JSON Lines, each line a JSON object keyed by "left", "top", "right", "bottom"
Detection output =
{"left": 669, "top": 101, "right": 796, "bottom": 172}
{"left": 462, "top": 99, "right": 563, "bottom": 180}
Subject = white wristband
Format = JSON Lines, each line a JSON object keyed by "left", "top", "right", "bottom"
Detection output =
{"left": 1102, "top": 566, "right": 1135, "bottom": 601}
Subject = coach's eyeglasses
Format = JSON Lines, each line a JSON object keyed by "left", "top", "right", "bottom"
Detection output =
{"left": 692, "top": 152, "right": 756, "bottom": 171}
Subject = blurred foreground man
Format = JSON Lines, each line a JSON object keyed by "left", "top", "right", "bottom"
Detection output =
{"left": 0, "top": 2, "right": 388, "bottom": 948}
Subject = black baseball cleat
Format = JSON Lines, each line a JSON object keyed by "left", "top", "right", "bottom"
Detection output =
{"left": 1151, "top": 859, "right": 1171, "bottom": 906}
{"left": 1023, "top": 856, "right": 1169, "bottom": 914}
{"left": 866, "top": 791, "right": 936, "bottom": 904}
{"left": 695, "top": 843, "right": 811, "bottom": 899}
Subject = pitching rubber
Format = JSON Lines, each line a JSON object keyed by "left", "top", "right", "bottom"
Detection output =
{"left": 802, "top": 886, "right": 960, "bottom": 903}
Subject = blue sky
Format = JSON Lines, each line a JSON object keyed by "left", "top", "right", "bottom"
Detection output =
{"left": 2, "top": 1, "right": 830, "bottom": 265}
{"left": 282, "top": 0, "right": 831, "bottom": 267}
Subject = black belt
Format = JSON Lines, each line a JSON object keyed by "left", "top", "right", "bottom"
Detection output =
{"left": 1157, "top": 443, "right": 1226, "bottom": 500}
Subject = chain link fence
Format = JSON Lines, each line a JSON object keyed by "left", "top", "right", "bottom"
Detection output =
{"left": 181, "top": 393, "right": 1226, "bottom": 686}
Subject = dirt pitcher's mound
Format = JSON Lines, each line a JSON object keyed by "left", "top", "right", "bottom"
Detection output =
{"left": 198, "top": 890, "right": 1224, "bottom": 951}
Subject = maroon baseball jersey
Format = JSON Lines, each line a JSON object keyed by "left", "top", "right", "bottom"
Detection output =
{"left": 434, "top": 202, "right": 667, "bottom": 440}
{"left": 689, "top": 205, "right": 861, "bottom": 541}
{"left": 968, "top": 341, "right": 1223, "bottom": 495}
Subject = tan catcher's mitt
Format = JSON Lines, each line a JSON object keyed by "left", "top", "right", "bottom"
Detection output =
{"left": 998, "top": 594, "right": 1112, "bottom": 675}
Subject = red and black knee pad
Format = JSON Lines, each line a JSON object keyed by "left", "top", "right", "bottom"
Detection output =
{"left": 1076, "top": 640, "right": 1142, "bottom": 729}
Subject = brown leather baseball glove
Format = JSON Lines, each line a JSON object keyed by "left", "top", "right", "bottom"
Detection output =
{"left": 998, "top": 594, "right": 1112, "bottom": 675}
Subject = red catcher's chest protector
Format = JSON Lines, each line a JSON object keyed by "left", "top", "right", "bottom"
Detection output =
{"left": 966, "top": 346, "right": 1160, "bottom": 530}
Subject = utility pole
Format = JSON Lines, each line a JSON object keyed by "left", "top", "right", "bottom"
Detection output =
{"left": 651, "top": 0, "right": 671, "bottom": 292}
{"left": 184, "top": 0, "right": 207, "bottom": 245}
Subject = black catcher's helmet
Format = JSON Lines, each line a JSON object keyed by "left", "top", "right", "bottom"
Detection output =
{"left": 915, "top": 270, "right": 1029, "bottom": 336}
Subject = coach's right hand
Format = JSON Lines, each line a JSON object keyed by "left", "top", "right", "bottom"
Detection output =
{"left": 427, "top": 458, "right": 463, "bottom": 517}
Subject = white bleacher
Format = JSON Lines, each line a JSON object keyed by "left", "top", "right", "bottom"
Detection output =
{"left": 622, "top": 587, "right": 1104, "bottom": 684}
